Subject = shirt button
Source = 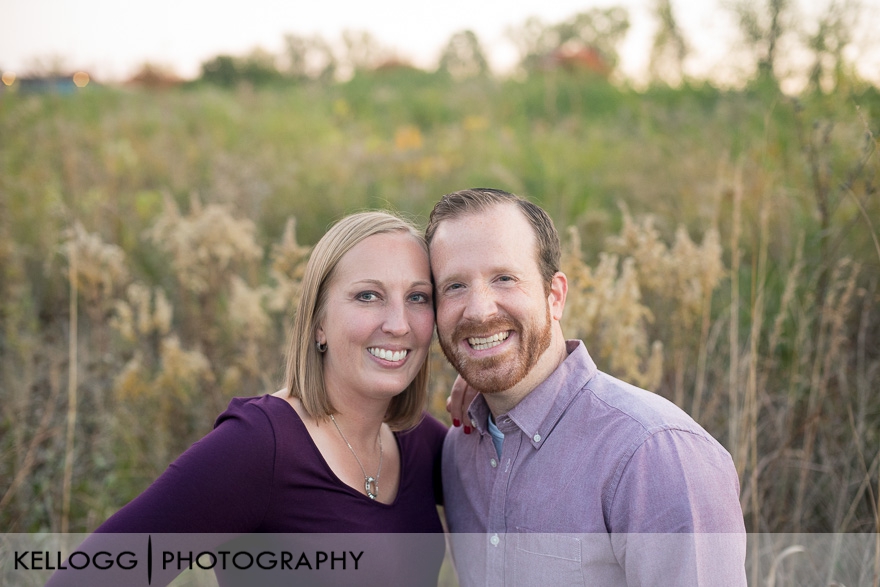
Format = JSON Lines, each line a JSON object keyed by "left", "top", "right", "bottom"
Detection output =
{"left": 490, "top": 534, "right": 500, "bottom": 547}
{"left": 533, "top": 433, "right": 541, "bottom": 442}
{"left": 490, "top": 458, "right": 497, "bottom": 468}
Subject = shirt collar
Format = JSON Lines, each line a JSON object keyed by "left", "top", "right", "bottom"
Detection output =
{"left": 466, "top": 340, "right": 598, "bottom": 449}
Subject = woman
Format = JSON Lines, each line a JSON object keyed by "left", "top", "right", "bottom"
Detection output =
{"left": 46, "top": 211, "right": 447, "bottom": 586}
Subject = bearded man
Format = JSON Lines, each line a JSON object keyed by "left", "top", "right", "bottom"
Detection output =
{"left": 427, "top": 188, "right": 746, "bottom": 587}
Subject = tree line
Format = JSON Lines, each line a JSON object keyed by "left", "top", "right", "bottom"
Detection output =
{"left": 177, "top": 0, "right": 870, "bottom": 93}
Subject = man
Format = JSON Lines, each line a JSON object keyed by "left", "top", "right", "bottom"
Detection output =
{"left": 427, "top": 188, "right": 746, "bottom": 586}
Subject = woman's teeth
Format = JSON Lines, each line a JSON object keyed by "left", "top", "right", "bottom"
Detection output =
{"left": 368, "top": 348, "right": 407, "bottom": 362}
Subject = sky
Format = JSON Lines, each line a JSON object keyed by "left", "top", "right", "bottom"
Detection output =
{"left": 2, "top": 0, "right": 879, "bottom": 85}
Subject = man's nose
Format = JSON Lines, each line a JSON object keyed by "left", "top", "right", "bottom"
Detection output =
{"left": 462, "top": 284, "right": 498, "bottom": 322}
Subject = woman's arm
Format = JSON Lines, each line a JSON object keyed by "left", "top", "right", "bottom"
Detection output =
{"left": 446, "top": 375, "right": 479, "bottom": 434}
{"left": 44, "top": 399, "right": 277, "bottom": 586}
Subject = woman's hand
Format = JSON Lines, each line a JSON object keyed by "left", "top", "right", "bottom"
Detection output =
{"left": 446, "top": 375, "right": 478, "bottom": 434}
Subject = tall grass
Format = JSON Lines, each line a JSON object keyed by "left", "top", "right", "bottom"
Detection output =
{"left": 1, "top": 74, "right": 878, "bottom": 539}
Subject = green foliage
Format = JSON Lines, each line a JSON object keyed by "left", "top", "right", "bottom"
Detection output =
{"left": 805, "top": 0, "right": 857, "bottom": 93}
{"left": 0, "top": 72, "right": 878, "bottom": 539}
{"left": 727, "top": 0, "right": 792, "bottom": 83}
{"left": 283, "top": 33, "right": 337, "bottom": 82}
{"left": 507, "top": 8, "right": 630, "bottom": 74}
{"left": 557, "top": 7, "right": 631, "bottom": 68}
{"left": 199, "top": 50, "right": 286, "bottom": 88}
{"left": 648, "top": 0, "right": 690, "bottom": 84}
{"left": 437, "top": 30, "right": 491, "bottom": 81}
{"left": 200, "top": 55, "right": 239, "bottom": 88}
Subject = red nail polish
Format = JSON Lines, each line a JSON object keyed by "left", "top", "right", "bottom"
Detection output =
{"left": 464, "top": 426, "right": 471, "bottom": 434}
{"left": 453, "top": 419, "right": 461, "bottom": 427}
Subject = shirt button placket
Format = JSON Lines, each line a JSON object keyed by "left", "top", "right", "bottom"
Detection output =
{"left": 487, "top": 422, "right": 520, "bottom": 587}
{"left": 486, "top": 533, "right": 504, "bottom": 587}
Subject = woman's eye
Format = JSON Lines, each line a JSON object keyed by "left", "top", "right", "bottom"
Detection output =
{"left": 409, "top": 292, "right": 430, "bottom": 303}
{"left": 357, "top": 292, "right": 379, "bottom": 301}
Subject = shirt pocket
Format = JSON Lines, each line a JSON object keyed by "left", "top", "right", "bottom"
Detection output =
{"left": 511, "top": 532, "right": 584, "bottom": 587}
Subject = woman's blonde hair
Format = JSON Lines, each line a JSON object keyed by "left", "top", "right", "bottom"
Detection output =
{"left": 283, "top": 211, "right": 431, "bottom": 430}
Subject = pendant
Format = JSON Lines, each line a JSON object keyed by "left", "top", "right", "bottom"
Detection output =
{"left": 365, "top": 476, "right": 378, "bottom": 500}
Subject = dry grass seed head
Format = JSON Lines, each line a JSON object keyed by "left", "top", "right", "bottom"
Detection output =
{"left": 110, "top": 283, "right": 174, "bottom": 341}
{"left": 146, "top": 194, "right": 262, "bottom": 294}
{"left": 229, "top": 275, "right": 271, "bottom": 341}
{"left": 62, "top": 222, "right": 128, "bottom": 305}
{"left": 156, "top": 335, "right": 214, "bottom": 399}
{"left": 608, "top": 210, "right": 725, "bottom": 335}
{"left": 266, "top": 217, "right": 312, "bottom": 314}
{"left": 561, "top": 227, "right": 662, "bottom": 389}
{"left": 114, "top": 354, "right": 149, "bottom": 400}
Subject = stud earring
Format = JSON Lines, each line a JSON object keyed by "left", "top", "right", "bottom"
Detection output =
{"left": 316, "top": 341, "right": 327, "bottom": 353}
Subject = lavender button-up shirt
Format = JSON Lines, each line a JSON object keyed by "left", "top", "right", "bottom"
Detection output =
{"left": 443, "top": 341, "right": 747, "bottom": 586}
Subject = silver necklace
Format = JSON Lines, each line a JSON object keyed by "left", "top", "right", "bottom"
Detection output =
{"left": 329, "top": 414, "right": 383, "bottom": 500}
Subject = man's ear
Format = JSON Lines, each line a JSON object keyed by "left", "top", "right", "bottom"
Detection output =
{"left": 548, "top": 271, "right": 568, "bottom": 321}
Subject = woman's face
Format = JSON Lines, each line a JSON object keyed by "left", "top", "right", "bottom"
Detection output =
{"left": 317, "top": 231, "right": 434, "bottom": 403}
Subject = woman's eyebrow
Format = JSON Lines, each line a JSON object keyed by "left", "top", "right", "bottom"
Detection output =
{"left": 351, "top": 278, "right": 433, "bottom": 288}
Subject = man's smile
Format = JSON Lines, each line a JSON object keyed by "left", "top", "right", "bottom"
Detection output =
{"left": 466, "top": 331, "right": 511, "bottom": 351}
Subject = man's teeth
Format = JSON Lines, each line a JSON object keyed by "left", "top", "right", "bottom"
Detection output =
{"left": 368, "top": 348, "right": 408, "bottom": 362}
{"left": 468, "top": 331, "right": 509, "bottom": 350}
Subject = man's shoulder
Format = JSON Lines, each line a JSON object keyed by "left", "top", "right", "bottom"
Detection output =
{"left": 576, "top": 371, "right": 712, "bottom": 440}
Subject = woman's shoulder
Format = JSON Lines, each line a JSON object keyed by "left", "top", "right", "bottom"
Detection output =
{"left": 207, "top": 394, "right": 310, "bottom": 465}
{"left": 215, "top": 393, "right": 301, "bottom": 430}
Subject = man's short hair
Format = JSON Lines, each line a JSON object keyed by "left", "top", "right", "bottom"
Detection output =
{"left": 426, "top": 188, "right": 561, "bottom": 288}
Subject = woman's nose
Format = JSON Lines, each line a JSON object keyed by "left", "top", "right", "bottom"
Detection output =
{"left": 381, "top": 301, "right": 410, "bottom": 335}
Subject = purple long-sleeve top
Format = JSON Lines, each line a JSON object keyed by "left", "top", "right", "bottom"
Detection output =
{"left": 46, "top": 394, "right": 447, "bottom": 586}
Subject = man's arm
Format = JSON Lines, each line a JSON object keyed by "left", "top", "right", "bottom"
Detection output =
{"left": 609, "top": 428, "right": 747, "bottom": 586}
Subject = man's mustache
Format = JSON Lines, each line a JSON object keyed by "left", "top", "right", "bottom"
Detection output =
{"left": 448, "top": 316, "right": 519, "bottom": 343}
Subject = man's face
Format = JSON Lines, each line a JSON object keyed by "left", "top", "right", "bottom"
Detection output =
{"left": 430, "top": 204, "right": 552, "bottom": 393}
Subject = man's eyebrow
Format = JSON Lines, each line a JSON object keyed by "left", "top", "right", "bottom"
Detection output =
{"left": 432, "top": 272, "right": 461, "bottom": 284}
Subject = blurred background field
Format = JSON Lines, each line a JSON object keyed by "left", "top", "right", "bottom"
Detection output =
{"left": 1, "top": 1, "right": 879, "bottom": 551}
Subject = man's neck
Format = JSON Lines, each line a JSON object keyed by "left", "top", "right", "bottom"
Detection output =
{"left": 484, "top": 332, "right": 568, "bottom": 418}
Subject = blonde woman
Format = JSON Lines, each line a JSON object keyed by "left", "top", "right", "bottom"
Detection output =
{"left": 47, "top": 212, "right": 446, "bottom": 586}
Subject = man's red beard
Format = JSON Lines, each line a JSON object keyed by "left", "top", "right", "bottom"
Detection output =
{"left": 438, "top": 306, "right": 551, "bottom": 394}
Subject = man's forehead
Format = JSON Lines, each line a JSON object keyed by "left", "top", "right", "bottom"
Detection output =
{"left": 429, "top": 203, "right": 526, "bottom": 242}
{"left": 428, "top": 205, "right": 539, "bottom": 271}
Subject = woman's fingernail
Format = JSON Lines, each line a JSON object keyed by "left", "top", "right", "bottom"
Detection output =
{"left": 453, "top": 419, "right": 461, "bottom": 427}
{"left": 463, "top": 426, "right": 472, "bottom": 434}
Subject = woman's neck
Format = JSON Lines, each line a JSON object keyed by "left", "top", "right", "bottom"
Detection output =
{"left": 324, "top": 388, "right": 389, "bottom": 446}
